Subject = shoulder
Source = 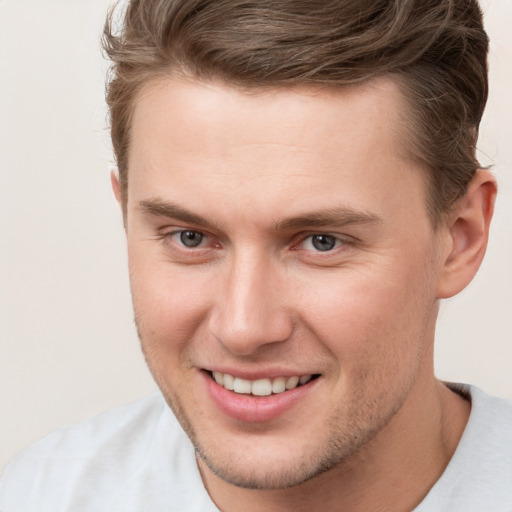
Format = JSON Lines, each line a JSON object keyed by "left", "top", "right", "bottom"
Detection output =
{"left": 415, "top": 384, "right": 512, "bottom": 512}
{"left": 464, "top": 384, "right": 512, "bottom": 424}
{"left": 0, "top": 393, "right": 215, "bottom": 512}
{"left": 451, "top": 384, "right": 512, "bottom": 462}
{"left": 2, "top": 392, "right": 169, "bottom": 469}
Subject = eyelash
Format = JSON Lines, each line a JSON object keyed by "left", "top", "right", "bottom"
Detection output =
{"left": 296, "top": 234, "right": 345, "bottom": 252}
{"left": 158, "top": 229, "right": 354, "bottom": 257}
{"left": 159, "top": 229, "right": 213, "bottom": 250}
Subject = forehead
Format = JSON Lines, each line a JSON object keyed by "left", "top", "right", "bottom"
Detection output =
{"left": 127, "top": 76, "right": 429, "bottom": 228}
{"left": 129, "top": 75, "right": 407, "bottom": 160}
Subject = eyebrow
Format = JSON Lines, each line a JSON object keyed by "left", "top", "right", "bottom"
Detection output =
{"left": 139, "top": 199, "right": 219, "bottom": 231}
{"left": 274, "top": 208, "right": 382, "bottom": 231}
{"left": 139, "top": 198, "right": 382, "bottom": 232}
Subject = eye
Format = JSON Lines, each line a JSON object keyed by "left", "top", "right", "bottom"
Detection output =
{"left": 173, "top": 230, "right": 206, "bottom": 248}
{"left": 301, "top": 234, "right": 342, "bottom": 252}
{"left": 157, "top": 227, "right": 221, "bottom": 263}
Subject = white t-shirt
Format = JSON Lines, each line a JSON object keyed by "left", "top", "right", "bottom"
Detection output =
{"left": 1, "top": 385, "right": 511, "bottom": 512}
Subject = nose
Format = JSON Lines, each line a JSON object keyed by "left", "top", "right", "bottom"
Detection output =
{"left": 209, "top": 249, "right": 293, "bottom": 356}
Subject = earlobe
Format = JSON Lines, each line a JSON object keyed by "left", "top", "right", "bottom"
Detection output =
{"left": 436, "top": 169, "right": 497, "bottom": 299}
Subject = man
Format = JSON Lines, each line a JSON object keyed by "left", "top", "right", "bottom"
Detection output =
{"left": 1, "top": 0, "right": 510, "bottom": 511}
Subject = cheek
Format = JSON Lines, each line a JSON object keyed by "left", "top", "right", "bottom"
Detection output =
{"left": 297, "top": 261, "right": 436, "bottom": 372}
{"left": 128, "top": 250, "right": 214, "bottom": 357}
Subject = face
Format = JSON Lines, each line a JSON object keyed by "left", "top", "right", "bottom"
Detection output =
{"left": 123, "top": 77, "right": 442, "bottom": 489}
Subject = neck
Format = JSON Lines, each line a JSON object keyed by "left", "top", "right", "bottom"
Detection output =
{"left": 198, "top": 377, "right": 470, "bottom": 512}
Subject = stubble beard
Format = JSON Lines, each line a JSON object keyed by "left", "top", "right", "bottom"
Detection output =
{"left": 135, "top": 316, "right": 421, "bottom": 492}
{"left": 177, "top": 388, "right": 408, "bottom": 491}
{"left": 154, "top": 368, "right": 410, "bottom": 491}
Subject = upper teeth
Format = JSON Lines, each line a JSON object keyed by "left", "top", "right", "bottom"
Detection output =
{"left": 212, "top": 372, "right": 312, "bottom": 396}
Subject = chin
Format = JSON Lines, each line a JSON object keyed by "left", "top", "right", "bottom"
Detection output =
{"left": 190, "top": 414, "right": 376, "bottom": 491}
{"left": 196, "top": 444, "right": 334, "bottom": 490}
{"left": 159, "top": 373, "right": 410, "bottom": 492}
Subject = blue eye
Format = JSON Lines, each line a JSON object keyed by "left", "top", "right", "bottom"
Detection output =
{"left": 310, "top": 234, "right": 337, "bottom": 251}
{"left": 178, "top": 230, "right": 205, "bottom": 248}
{"left": 300, "top": 234, "right": 343, "bottom": 252}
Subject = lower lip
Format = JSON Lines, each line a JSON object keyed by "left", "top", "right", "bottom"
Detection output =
{"left": 202, "top": 372, "right": 318, "bottom": 423}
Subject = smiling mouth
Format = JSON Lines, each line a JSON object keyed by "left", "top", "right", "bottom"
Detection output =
{"left": 208, "top": 371, "right": 320, "bottom": 396}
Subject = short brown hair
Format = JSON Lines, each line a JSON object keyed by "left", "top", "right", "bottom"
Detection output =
{"left": 103, "top": 0, "right": 489, "bottom": 224}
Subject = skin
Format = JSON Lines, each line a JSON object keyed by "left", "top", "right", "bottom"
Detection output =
{"left": 112, "top": 76, "right": 496, "bottom": 511}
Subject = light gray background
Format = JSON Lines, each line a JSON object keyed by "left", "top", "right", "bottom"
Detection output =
{"left": 1, "top": 0, "right": 511, "bottom": 471}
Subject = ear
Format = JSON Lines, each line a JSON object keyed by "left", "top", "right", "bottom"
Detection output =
{"left": 110, "top": 166, "right": 122, "bottom": 204}
{"left": 110, "top": 166, "right": 128, "bottom": 228}
{"left": 436, "top": 169, "right": 497, "bottom": 298}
